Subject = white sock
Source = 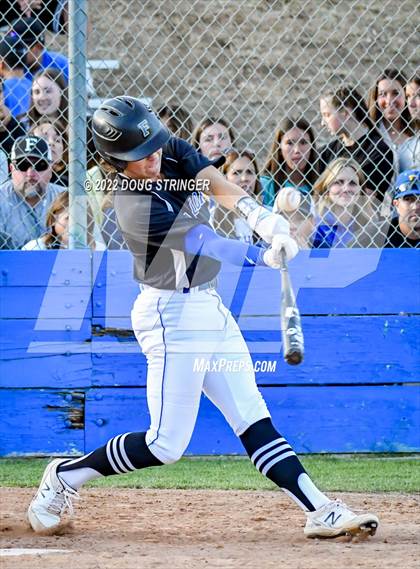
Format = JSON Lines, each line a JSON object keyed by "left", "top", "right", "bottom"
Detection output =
{"left": 58, "top": 467, "right": 102, "bottom": 490}
{"left": 297, "top": 473, "right": 330, "bottom": 510}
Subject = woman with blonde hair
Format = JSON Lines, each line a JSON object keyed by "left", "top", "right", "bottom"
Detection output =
{"left": 22, "top": 190, "right": 105, "bottom": 250}
{"left": 312, "top": 158, "right": 380, "bottom": 248}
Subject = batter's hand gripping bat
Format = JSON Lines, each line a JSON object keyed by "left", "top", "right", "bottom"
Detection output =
{"left": 279, "top": 249, "right": 304, "bottom": 365}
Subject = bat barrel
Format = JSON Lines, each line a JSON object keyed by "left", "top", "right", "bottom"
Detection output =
{"left": 279, "top": 249, "right": 304, "bottom": 366}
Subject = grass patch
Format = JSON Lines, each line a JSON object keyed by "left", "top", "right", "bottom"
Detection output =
{"left": 0, "top": 456, "right": 419, "bottom": 493}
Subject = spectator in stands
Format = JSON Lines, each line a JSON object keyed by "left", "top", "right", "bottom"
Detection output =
{"left": 0, "top": 1, "right": 68, "bottom": 34}
{"left": 81, "top": 152, "right": 126, "bottom": 248}
{"left": 406, "top": 76, "right": 420, "bottom": 125}
{"left": 28, "top": 67, "right": 96, "bottom": 168}
{"left": 191, "top": 117, "right": 234, "bottom": 164}
{"left": 0, "top": 147, "right": 7, "bottom": 183}
{"left": 85, "top": 155, "right": 109, "bottom": 228}
{"left": 191, "top": 117, "right": 234, "bottom": 221}
{"left": 260, "top": 117, "right": 317, "bottom": 208}
{"left": 0, "top": 82, "right": 27, "bottom": 156}
{"left": 367, "top": 69, "right": 415, "bottom": 175}
{"left": 384, "top": 169, "right": 420, "bottom": 248}
{"left": 158, "top": 103, "right": 193, "bottom": 141}
{"left": 399, "top": 76, "right": 420, "bottom": 172}
{"left": 0, "top": 134, "right": 64, "bottom": 248}
{"left": 28, "top": 67, "right": 67, "bottom": 125}
{"left": 8, "top": 17, "right": 68, "bottom": 82}
{"left": 22, "top": 190, "right": 105, "bottom": 250}
{"left": 273, "top": 187, "right": 315, "bottom": 249}
{"left": 312, "top": 158, "right": 379, "bottom": 248}
{"left": 319, "top": 86, "right": 394, "bottom": 202}
{"left": 213, "top": 149, "right": 262, "bottom": 243}
{"left": 30, "top": 118, "right": 67, "bottom": 185}
{"left": 101, "top": 196, "right": 128, "bottom": 250}
{"left": 0, "top": 35, "right": 32, "bottom": 119}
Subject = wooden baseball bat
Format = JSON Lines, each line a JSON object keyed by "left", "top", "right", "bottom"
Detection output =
{"left": 279, "top": 249, "right": 304, "bottom": 365}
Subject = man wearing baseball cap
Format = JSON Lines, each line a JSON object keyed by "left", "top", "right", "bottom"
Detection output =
{"left": 0, "top": 135, "right": 65, "bottom": 249}
{"left": 385, "top": 169, "right": 420, "bottom": 248}
{"left": 7, "top": 17, "right": 68, "bottom": 83}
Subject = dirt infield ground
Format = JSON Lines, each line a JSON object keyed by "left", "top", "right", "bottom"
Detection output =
{"left": 1, "top": 488, "right": 419, "bottom": 569}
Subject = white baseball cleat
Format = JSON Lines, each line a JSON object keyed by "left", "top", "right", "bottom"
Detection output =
{"left": 304, "top": 499, "right": 379, "bottom": 539}
{"left": 27, "top": 458, "right": 80, "bottom": 532}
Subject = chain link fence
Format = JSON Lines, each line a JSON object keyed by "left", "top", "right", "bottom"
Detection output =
{"left": 0, "top": 0, "right": 419, "bottom": 250}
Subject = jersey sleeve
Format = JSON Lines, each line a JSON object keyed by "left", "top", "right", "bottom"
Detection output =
{"left": 164, "top": 137, "right": 221, "bottom": 179}
{"left": 114, "top": 192, "right": 201, "bottom": 251}
{"left": 184, "top": 224, "right": 267, "bottom": 267}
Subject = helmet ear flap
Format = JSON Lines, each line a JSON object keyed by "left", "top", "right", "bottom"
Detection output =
{"left": 100, "top": 153, "right": 128, "bottom": 172}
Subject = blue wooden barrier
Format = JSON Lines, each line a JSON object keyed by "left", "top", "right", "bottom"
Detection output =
{"left": 84, "top": 385, "right": 419, "bottom": 454}
{"left": 0, "top": 249, "right": 419, "bottom": 456}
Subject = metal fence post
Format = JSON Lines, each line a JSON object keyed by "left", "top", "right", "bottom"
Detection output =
{"left": 68, "top": 0, "right": 88, "bottom": 248}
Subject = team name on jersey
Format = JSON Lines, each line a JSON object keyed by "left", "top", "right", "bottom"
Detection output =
{"left": 187, "top": 191, "right": 206, "bottom": 217}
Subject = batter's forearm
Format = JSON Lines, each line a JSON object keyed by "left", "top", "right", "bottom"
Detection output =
{"left": 196, "top": 165, "right": 293, "bottom": 245}
{"left": 184, "top": 224, "right": 267, "bottom": 267}
{"left": 196, "top": 165, "right": 248, "bottom": 210}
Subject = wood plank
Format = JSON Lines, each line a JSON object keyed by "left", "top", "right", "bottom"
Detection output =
{"left": 0, "top": 389, "right": 85, "bottom": 456}
{"left": 92, "top": 251, "right": 137, "bottom": 321}
{"left": 0, "top": 319, "right": 92, "bottom": 388}
{"left": 92, "top": 352, "right": 148, "bottom": 387}
{"left": 0, "top": 355, "right": 92, "bottom": 388}
{"left": 239, "top": 314, "right": 419, "bottom": 384}
{"left": 91, "top": 249, "right": 420, "bottom": 318}
{"left": 0, "top": 251, "right": 91, "bottom": 286}
{"left": 218, "top": 249, "right": 420, "bottom": 316}
{"left": 88, "top": 315, "right": 419, "bottom": 387}
{"left": 0, "top": 287, "right": 92, "bottom": 319}
{"left": 0, "top": 319, "right": 91, "bottom": 357}
{"left": 84, "top": 385, "right": 420, "bottom": 454}
{"left": 1, "top": 314, "right": 416, "bottom": 389}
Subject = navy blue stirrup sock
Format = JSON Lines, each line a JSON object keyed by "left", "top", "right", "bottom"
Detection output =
{"left": 58, "top": 432, "right": 163, "bottom": 477}
{"left": 240, "top": 418, "right": 325, "bottom": 511}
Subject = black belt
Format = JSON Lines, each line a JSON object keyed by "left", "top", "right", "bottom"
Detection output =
{"left": 181, "top": 277, "right": 218, "bottom": 293}
{"left": 139, "top": 278, "right": 218, "bottom": 294}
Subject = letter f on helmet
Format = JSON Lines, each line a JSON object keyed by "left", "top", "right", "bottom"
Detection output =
{"left": 138, "top": 120, "right": 151, "bottom": 138}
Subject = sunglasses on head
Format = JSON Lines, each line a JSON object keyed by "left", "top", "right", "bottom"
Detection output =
{"left": 14, "top": 158, "right": 49, "bottom": 172}
{"left": 397, "top": 181, "right": 420, "bottom": 193}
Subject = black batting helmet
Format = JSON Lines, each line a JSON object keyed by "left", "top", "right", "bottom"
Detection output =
{"left": 92, "top": 96, "right": 171, "bottom": 170}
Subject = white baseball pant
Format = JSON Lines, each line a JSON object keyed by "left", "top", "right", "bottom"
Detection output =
{"left": 131, "top": 286, "right": 270, "bottom": 464}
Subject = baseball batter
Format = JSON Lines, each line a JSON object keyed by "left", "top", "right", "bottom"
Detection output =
{"left": 28, "top": 97, "right": 379, "bottom": 539}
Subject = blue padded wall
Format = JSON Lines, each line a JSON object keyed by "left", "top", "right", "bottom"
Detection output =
{"left": 0, "top": 249, "right": 419, "bottom": 456}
